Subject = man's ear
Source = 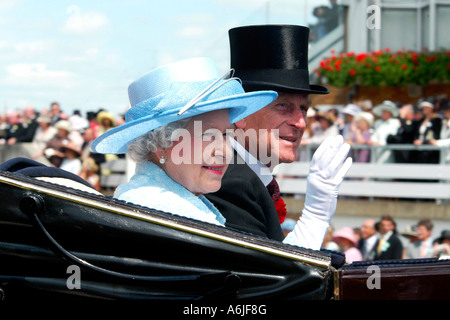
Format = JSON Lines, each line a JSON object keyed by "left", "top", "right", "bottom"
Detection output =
{"left": 234, "top": 118, "right": 246, "bottom": 130}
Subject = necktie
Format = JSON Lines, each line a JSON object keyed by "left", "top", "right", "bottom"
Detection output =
{"left": 376, "top": 237, "right": 385, "bottom": 255}
{"left": 267, "top": 177, "right": 286, "bottom": 224}
{"left": 420, "top": 241, "right": 427, "bottom": 258}
{"left": 267, "top": 177, "right": 281, "bottom": 202}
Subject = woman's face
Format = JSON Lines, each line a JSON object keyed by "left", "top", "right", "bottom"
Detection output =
{"left": 162, "top": 109, "right": 233, "bottom": 196}
{"left": 357, "top": 119, "right": 369, "bottom": 130}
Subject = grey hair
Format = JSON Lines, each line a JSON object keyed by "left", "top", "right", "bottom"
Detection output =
{"left": 126, "top": 117, "right": 191, "bottom": 164}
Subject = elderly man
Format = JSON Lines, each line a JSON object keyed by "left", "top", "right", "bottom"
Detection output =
{"left": 357, "top": 219, "right": 378, "bottom": 260}
{"left": 206, "top": 25, "right": 352, "bottom": 250}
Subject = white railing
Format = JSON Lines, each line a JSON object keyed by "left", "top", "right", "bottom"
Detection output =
{"left": 277, "top": 144, "right": 450, "bottom": 202}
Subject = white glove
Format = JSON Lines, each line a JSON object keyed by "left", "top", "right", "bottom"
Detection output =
{"left": 284, "top": 135, "right": 352, "bottom": 250}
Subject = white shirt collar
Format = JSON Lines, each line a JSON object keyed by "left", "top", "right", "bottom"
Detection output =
{"left": 229, "top": 138, "right": 273, "bottom": 187}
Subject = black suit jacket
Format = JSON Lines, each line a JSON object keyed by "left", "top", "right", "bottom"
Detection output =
{"left": 206, "top": 154, "right": 284, "bottom": 241}
{"left": 372, "top": 233, "right": 403, "bottom": 261}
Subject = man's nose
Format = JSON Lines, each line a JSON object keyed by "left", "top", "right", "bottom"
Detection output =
{"left": 289, "top": 108, "right": 306, "bottom": 129}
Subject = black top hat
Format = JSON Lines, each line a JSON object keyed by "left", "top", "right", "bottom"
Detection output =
{"left": 228, "top": 24, "right": 329, "bottom": 95}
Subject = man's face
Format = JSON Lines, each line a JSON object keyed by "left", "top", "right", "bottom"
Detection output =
{"left": 360, "top": 220, "right": 376, "bottom": 239}
{"left": 238, "top": 92, "right": 309, "bottom": 164}
{"left": 417, "top": 225, "right": 432, "bottom": 241}
{"left": 379, "top": 219, "right": 395, "bottom": 234}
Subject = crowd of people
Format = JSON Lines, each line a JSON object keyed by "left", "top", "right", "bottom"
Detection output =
{"left": 283, "top": 216, "right": 450, "bottom": 263}
{"left": 0, "top": 101, "right": 126, "bottom": 192}
{"left": 300, "top": 95, "right": 450, "bottom": 164}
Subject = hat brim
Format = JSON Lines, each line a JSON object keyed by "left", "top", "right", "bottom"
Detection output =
{"left": 372, "top": 105, "right": 399, "bottom": 118}
{"left": 242, "top": 81, "right": 329, "bottom": 95}
{"left": 91, "top": 90, "right": 277, "bottom": 154}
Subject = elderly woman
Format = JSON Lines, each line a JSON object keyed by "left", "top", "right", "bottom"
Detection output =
{"left": 91, "top": 57, "right": 277, "bottom": 226}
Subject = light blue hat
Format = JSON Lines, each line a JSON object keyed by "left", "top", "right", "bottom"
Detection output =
{"left": 91, "top": 57, "right": 278, "bottom": 154}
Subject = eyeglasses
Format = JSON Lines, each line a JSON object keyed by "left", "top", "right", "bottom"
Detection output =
{"left": 177, "top": 68, "right": 242, "bottom": 116}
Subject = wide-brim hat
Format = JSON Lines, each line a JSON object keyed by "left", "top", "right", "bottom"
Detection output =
{"left": 36, "top": 114, "right": 52, "bottom": 123}
{"left": 400, "top": 224, "right": 418, "bottom": 238}
{"left": 54, "top": 120, "right": 72, "bottom": 132}
{"left": 342, "top": 103, "right": 362, "bottom": 116}
{"left": 91, "top": 57, "right": 278, "bottom": 154}
{"left": 419, "top": 101, "right": 434, "bottom": 109}
{"left": 332, "top": 227, "right": 359, "bottom": 246}
{"left": 61, "top": 141, "right": 82, "bottom": 156}
{"left": 228, "top": 24, "right": 329, "bottom": 95}
{"left": 354, "top": 111, "right": 374, "bottom": 128}
{"left": 96, "top": 110, "right": 116, "bottom": 127}
{"left": 434, "top": 229, "right": 450, "bottom": 244}
{"left": 373, "top": 100, "right": 399, "bottom": 118}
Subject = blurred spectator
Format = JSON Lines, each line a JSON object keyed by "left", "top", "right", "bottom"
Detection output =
{"left": 356, "top": 99, "right": 373, "bottom": 113}
{"left": 49, "top": 101, "right": 66, "bottom": 125}
{"left": 41, "top": 120, "right": 81, "bottom": 167}
{"left": 79, "top": 156, "right": 101, "bottom": 192}
{"left": 19, "top": 105, "right": 39, "bottom": 142}
{"left": 327, "top": 0, "right": 341, "bottom": 30}
{"left": 328, "top": 108, "right": 344, "bottom": 131}
{"left": 1, "top": 108, "right": 37, "bottom": 145}
{"left": 87, "top": 111, "right": 101, "bottom": 138}
{"left": 429, "top": 100, "right": 450, "bottom": 163}
{"left": 311, "top": 0, "right": 341, "bottom": 42}
{"left": 312, "top": 5, "right": 331, "bottom": 41}
{"left": 369, "top": 101, "right": 401, "bottom": 163}
{"left": 306, "top": 111, "right": 339, "bottom": 145}
{"left": 347, "top": 111, "right": 373, "bottom": 162}
{"left": 373, "top": 215, "right": 403, "bottom": 260}
{"left": 404, "top": 219, "right": 434, "bottom": 259}
{"left": 340, "top": 103, "right": 361, "bottom": 140}
{"left": 96, "top": 110, "right": 116, "bottom": 136}
{"left": 322, "top": 225, "right": 340, "bottom": 252}
{"left": 31, "top": 113, "right": 57, "bottom": 154}
{"left": 69, "top": 109, "right": 89, "bottom": 133}
{"left": 400, "top": 224, "right": 419, "bottom": 259}
{"left": 0, "top": 113, "right": 7, "bottom": 142}
{"left": 2, "top": 110, "right": 23, "bottom": 145}
{"left": 413, "top": 99, "right": 442, "bottom": 163}
{"left": 387, "top": 103, "right": 419, "bottom": 163}
{"left": 59, "top": 140, "right": 82, "bottom": 175}
{"left": 298, "top": 107, "right": 319, "bottom": 160}
{"left": 81, "top": 127, "right": 105, "bottom": 168}
{"left": 357, "top": 219, "right": 378, "bottom": 261}
{"left": 332, "top": 227, "right": 363, "bottom": 263}
{"left": 432, "top": 230, "right": 450, "bottom": 260}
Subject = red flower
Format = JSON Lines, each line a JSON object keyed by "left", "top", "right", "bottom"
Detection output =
{"left": 356, "top": 53, "right": 367, "bottom": 61}
{"left": 375, "top": 66, "right": 381, "bottom": 72}
{"left": 401, "top": 64, "right": 407, "bottom": 69}
{"left": 349, "top": 68, "right": 356, "bottom": 76}
{"left": 274, "top": 198, "right": 287, "bottom": 224}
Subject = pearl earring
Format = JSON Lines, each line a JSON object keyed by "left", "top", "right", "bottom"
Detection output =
{"left": 159, "top": 156, "right": 166, "bottom": 164}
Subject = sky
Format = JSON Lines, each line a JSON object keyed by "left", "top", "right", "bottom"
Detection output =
{"left": 0, "top": 0, "right": 331, "bottom": 117}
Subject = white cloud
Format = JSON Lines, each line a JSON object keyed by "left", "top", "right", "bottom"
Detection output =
{"left": 0, "top": 0, "right": 20, "bottom": 11}
{"left": 14, "top": 40, "right": 48, "bottom": 54}
{"left": 0, "top": 40, "right": 48, "bottom": 54}
{"left": 63, "top": 47, "right": 99, "bottom": 62}
{"left": 177, "top": 26, "right": 207, "bottom": 38}
{"left": 63, "top": 5, "right": 109, "bottom": 34}
{"left": 4, "top": 63, "right": 77, "bottom": 87}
